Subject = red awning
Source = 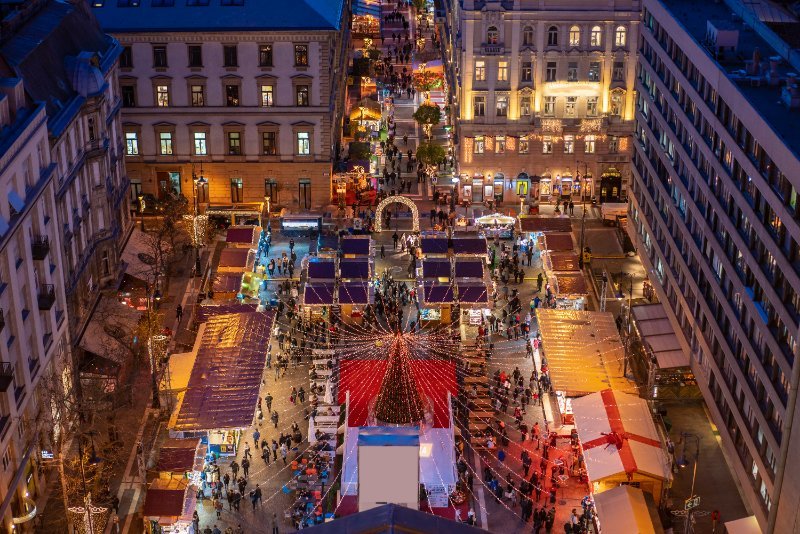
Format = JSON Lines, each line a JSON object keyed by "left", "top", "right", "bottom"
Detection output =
{"left": 519, "top": 216, "right": 572, "bottom": 233}
{"left": 142, "top": 489, "right": 185, "bottom": 518}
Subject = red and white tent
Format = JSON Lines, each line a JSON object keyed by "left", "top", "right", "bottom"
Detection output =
{"left": 572, "top": 389, "right": 671, "bottom": 502}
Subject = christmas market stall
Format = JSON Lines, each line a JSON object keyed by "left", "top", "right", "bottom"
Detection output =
{"left": 210, "top": 273, "right": 242, "bottom": 301}
{"left": 142, "top": 474, "right": 194, "bottom": 534}
{"left": 306, "top": 257, "right": 337, "bottom": 281}
{"left": 474, "top": 213, "right": 515, "bottom": 239}
{"left": 216, "top": 247, "right": 254, "bottom": 274}
{"left": 341, "top": 235, "right": 372, "bottom": 258}
{"left": 206, "top": 202, "right": 265, "bottom": 227}
{"left": 419, "top": 283, "right": 454, "bottom": 324}
{"left": 338, "top": 258, "right": 373, "bottom": 323}
{"left": 225, "top": 225, "right": 260, "bottom": 249}
{"left": 419, "top": 233, "right": 448, "bottom": 257}
{"left": 451, "top": 236, "right": 488, "bottom": 257}
{"left": 571, "top": 389, "right": 671, "bottom": 504}
{"left": 535, "top": 309, "right": 637, "bottom": 426}
{"left": 169, "top": 312, "right": 274, "bottom": 457}
{"left": 420, "top": 259, "right": 451, "bottom": 282}
{"left": 592, "top": 485, "right": 661, "bottom": 534}
{"left": 552, "top": 273, "right": 588, "bottom": 310}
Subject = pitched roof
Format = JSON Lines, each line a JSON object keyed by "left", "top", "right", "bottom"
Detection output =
{"left": 302, "top": 503, "right": 486, "bottom": 533}
{"left": 92, "top": 0, "right": 346, "bottom": 32}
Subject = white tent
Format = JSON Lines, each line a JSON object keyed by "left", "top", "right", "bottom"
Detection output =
{"left": 594, "top": 485, "right": 658, "bottom": 533}
{"left": 724, "top": 516, "right": 762, "bottom": 534}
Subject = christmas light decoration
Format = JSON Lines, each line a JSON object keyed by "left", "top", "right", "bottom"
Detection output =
{"left": 375, "top": 336, "right": 426, "bottom": 424}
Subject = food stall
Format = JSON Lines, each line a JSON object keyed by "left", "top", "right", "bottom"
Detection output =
{"left": 475, "top": 213, "right": 515, "bottom": 240}
{"left": 307, "top": 258, "right": 337, "bottom": 281}
{"left": 225, "top": 226, "right": 260, "bottom": 249}
{"left": 553, "top": 273, "right": 588, "bottom": 310}
{"left": 341, "top": 235, "right": 372, "bottom": 257}
{"left": 338, "top": 281, "right": 374, "bottom": 324}
{"left": 419, "top": 283, "right": 454, "bottom": 324}
{"left": 211, "top": 273, "right": 243, "bottom": 301}
{"left": 142, "top": 474, "right": 194, "bottom": 534}
{"left": 420, "top": 233, "right": 449, "bottom": 257}
{"left": 421, "top": 258, "right": 451, "bottom": 282}
{"left": 571, "top": 389, "right": 671, "bottom": 504}
{"left": 539, "top": 232, "right": 574, "bottom": 253}
{"left": 281, "top": 213, "right": 323, "bottom": 235}
{"left": 206, "top": 202, "right": 265, "bottom": 227}
{"left": 518, "top": 216, "right": 572, "bottom": 243}
{"left": 456, "top": 283, "right": 490, "bottom": 326}
{"left": 451, "top": 236, "right": 488, "bottom": 257}
{"left": 454, "top": 259, "right": 484, "bottom": 280}
{"left": 217, "top": 248, "right": 255, "bottom": 274}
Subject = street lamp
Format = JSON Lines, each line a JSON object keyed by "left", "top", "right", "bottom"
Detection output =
{"left": 677, "top": 432, "right": 701, "bottom": 534}
{"left": 138, "top": 195, "right": 146, "bottom": 231}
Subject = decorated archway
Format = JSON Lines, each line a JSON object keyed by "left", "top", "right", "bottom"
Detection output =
{"left": 374, "top": 195, "right": 419, "bottom": 232}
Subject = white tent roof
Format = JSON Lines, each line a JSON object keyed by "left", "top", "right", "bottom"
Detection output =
{"left": 594, "top": 486, "right": 658, "bottom": 534}
{"left": 571, "top": 389, "right": 671, "bottom": 482}
{"left": 724, "top": 516, "right": 762, "bottom": 534}
{"left": 632, "top": 304, "right": 689, "bottom": 369}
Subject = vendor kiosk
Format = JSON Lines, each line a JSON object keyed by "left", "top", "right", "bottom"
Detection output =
{"left": 475, "top": 213, "right": 515, "bottom": 239}
{"left": 281, "top": 213, "right": 323, "bottom": 235}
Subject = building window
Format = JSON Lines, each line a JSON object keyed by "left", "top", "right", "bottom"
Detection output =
{"left": 159, "top": 132, "right": 173, "bottom": 155}
{"left": 294, "top": 44, "right": 309, "bottom": 66}
{"left": 227, "top": 132, "right": 241, "bottom": 155}
{"left": 611, "top": 91, "right": 624, "bottom": 116}
{"left": 569, "top": 25, "right": 580, "bottom": 47}
{"left": 190, "top": 84, "right": 204, "bottom": 106}
{"left": 547, "top": 26, "right": 559, "bottom": 46}
{"left": 585, "top": 135, "right": 596, "bottom": 153}
{"left": 613, "top": 61, "right": 625, "bottom": 81}
{"left": 475, "top": 60, "right": 485, "bottom": 81}
{"left": 188, "top": 45, "right": 202, "bottom": 67}
{"left": 615, "top": 25, "right": 627, "bottom": 47}
{"left": 542, "top": 136, "right": 553, "bottom": 154}
{"left": 152, "top": 45, "right": 167, "bottom": 68}
{"left": 230, "top": 178, "right": 243, "bottom": 202}
{"left": 262, "top": 132, "right": 277, "bottom": 155}
{"left": 590, "top": 26, "right": 602, "bottom": 47}
{"left": 193, "top": 132, "right": 207, "bottom": 155}
{"left": 523, "top": 26, "right": 534, "bottom": 46}
{"left": 125, "top": 132, "right": 139, "bottom": 155}
{"left": 474, "top": 136, "right": 484, "bottom": 154}
{"left": 520, "top": 96, "right": 531, "bottom": 116}
{"left": 473, "top": 95, "right": 485, "bottom": 117}
{"left": 567, "top": 62, "right": 578, "bottom": 82}
{"left": 497, "top": 61, "right": 508, "bottom": 82}
{"left": 225, "top": 84, "right": 240, "bottom": 106}
{"left": 259, "top": 44, "right": 273, "bottom": 67}
{"left": 296, "top": 85, "right": 309, "bottom": 106}
{"left": 565, "top": 96, "right": 576, "bottom": 116}
{"left": 297, "top": 132, "right": 310, "bottom": 155}
{"left": 223, "top": 45, "right": 238, "bottom": 67}
{"left": 120, "top": 46, "right": 133, "bottom": 68}
{"left": 519, "top": 135, "right": 530, "bottom": 154}
{"left": 496, "top": 135, "right": 506, "bottom": 154}
{"left": 564, "top": 134, "right": 574, "bottom": 153}
{"left": 265, "top": 179, "right": 278, "bottom": 203}
{"left": 544, "top": 96, "right": 556, "bottom": 116}
{"left": 587, "top": 96, "right": 598, "bottom": 116}
{"left": 496, "top": 95, "right": 508, "bottom": 116}
{"left": 121, "top": 85, "right": 136, "bottom": 107}
{"left": 588, "top": 62, "right": 600, "bottom": 82}
{"left": 609, "top": 136, "right": 619, "bottom": 153}
{"left": 520, "top": 62, "right": 532, "bottom": 83}
{"left": 299, "top": 179, "right": 311, "bottom": 209}
{"left": 487, "top": 26, "right": 499, "bottom": 44}
{"left": 256, "top": 85, "right": 272, "bottom": 107}
{"left": 156, "top": 85, "right": 169, "bottom": 107}
{"left": 546, "top": 62, "right": 556, "bottom": 82}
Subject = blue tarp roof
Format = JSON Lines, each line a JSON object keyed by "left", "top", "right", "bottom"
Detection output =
{"left": 341, "top": 237, "right": 371, "bottom": 255}
{"left": 338, "top": 282, "right": 373, "bottom": 305}
{"left": 173, "top": 312, "right": 274, "bottom": 431}
{"left": 454, "top": 260, "right": 484, "bottom": 278}
{"left": 422, "top": 259, "right": 450, "bottom": 279}
{"left": 300, "top": 503, "right": 486, "bottom": 533}
{"left": 358, "top": 426, "right": 419, "bottom": 446}
{"left": 452, "top": 237, "right": 487, "bottom": 256}
{"left": 339, "top": 258, "right": 370, "bottom": 279}
{"left": 421, "top": 236, "right": 448, "bottom": 254}
{"left": 308, "top": 258, "right": 336, "bottom": 280}
{"left": 304, "top": 283, "right": 335, "bottom": 305}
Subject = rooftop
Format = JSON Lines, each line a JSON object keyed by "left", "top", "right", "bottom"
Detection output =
{"left": 659, "top": 0, "right": 800, "bottom": 156}
{"left": 91, "top": 0, "right": 346, "bottom": 32}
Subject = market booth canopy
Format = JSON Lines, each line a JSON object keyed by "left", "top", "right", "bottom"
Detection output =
{"left": 341, "top": 236, "right": 372, "bottom": 256}
{"left": 422, "top": 259, "right": 451, "bottom": 279}
{"left": 540, "top": 232, "right": 574, "bottom": 252}
{"left": 519, "top": 216, "right": 572, "bottom": 233}
{"left": 420, "top": 234, "right": 449, "bottom": 255}
{"left": 307, "top": 258, "right": 337, "bottom": 280}
{"left": 452, "top": 237, "right": 488, "bottom": 256}
{"left": 593, "top": 485, "right": 661, "bottom": 534}
{"left": 632, "top": 304, "right": 688, "bottom": 369}
{"left": 171, "top": 312, "right": 275, "bottom": 432}
{"left": 304, "top": 283, "right": 336, "bottom": 306}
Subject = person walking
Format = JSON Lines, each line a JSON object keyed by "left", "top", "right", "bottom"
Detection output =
{"left": 230, "top": 460, "right": 239, "bottom": 480}
{"left": 253, "top": 429, "right": 260, "bottom": 449}
{"left": 213, "top": 496, "right": 222, "bottom": 519}
{"left": 271, "top": 410, "right": 279, "bottom": 428}
{"left": 241, "top": 457, "right": 250, "bottom": 479}
{"left": 176, "top": 304, "right": 183, "bottom": 324}
{"left": 392, "top": 231, "right": 399, "bottom": 250}
{"left": 261, "top": 447, "right": 270, "bottom": 465}
{"left": 265, "top": 393, "right": 273, "bottom": 412}
{"left": 271, "top": 512, "right": 279, "bottom": 534}
{"left": 280, "top": 443, "right": 288, "bottom": 465}
{"left": 271, "top": 439, "right": 278, "bottom": 461}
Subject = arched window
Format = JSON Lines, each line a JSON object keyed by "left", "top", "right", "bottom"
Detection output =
{"left": 547, "top": 26, "right": 559, "bottom": 46}
{"left": 487, "top": 26, "right": 499, "bottom": 45}
{"left": 569, "top": 25, "right": 580, "bottom": 47}
{"left": 615, "top": 25, "right": 627, "bottom": 47}
{"left": 522, "top": 26, "right": 534, "bottom": 46}
{"left": 590, "top": 25, "right": 602, "bottom": 47}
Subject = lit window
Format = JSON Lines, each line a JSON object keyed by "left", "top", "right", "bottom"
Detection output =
{"left": 585, "top": 135, "right": 596, "bottom": 154}
{"left": 520, "top": 96, "right": 531, "bottom": 116}
{"left": 497, "top": 61, "right": 508, "bottom": 82}
{"left": 587, "top": 97, "right": 598, "bottom": 116}
{"left": 542, "top": 136, "right": 553, "bottom": 154}
{"left": 259, "top": 44, "right": 273, "bottom": 67}
{"left": 567, "top": 62, "right": 578, "bottom": 82}
{"left": 156, "top": 85, "right": 169, "bottom": 107}
{"left": 615, "top": 25, "right": 627, "bottom": 47}
{"left": 262, "top": 132, "right": 277, "bottom": 155}
{"left": 588, "top": 62, "right": 600, "bottom": 82}
{"left": 228, "top": 132, "right": 241, "bottom": 155}
{"left": 296, "top": 85, "right": 309, "bottom": 106}
{"left": 569, "top": 25, "right": 580, "bottom": 47}
{"left": 544, "top": 96, "right": 556, "bottom": 116}
{"left": 565, "top": 96, "right": 576, "bottom": 117}
{"left": 496, "top": 95, "right": 508, "bottom": 116}
{"left": 496, "top": 135, "right": 506, "bottom": 154}
{"left": 225, "top": 84, "right": 240, "bottom": 107}
{"left": 475, "top": 60, "right": 486, "bottom": 81}
{"left": 193, "top": 132, "right": 207, "bottom": 155}
{"left": 125, "top": 132, "right": 139, "bottom": 155}
{"left": 159, "top": 132, "right": 173, "bottom": 155}
{"left": 474, "top": 136, "right": 485, "bottom": 154}
{"left": 297, "top": 132, "right": 310, "bottom": 155}
{"left": 564, "top": 134, "right": 575, "bottom": 154}
{"left": 190, "top": 84, "right": 204, "bottom": 106}
{"left": 590, "top": 26, "right": 602, "bottom": 47}
{"left": 294, "top": 44, "right": 308, "bottom": 66}
{"left": 260, "top": 85, "right": 274, "bottom": 107}
{"left": 519, "top": 135, "right": 530, "bottom": 154}
{"left": 521, "top": 62, "right": 532, "bottom": 82}
{"left": 473, "top": 95, "right": 485, "bottom": 117}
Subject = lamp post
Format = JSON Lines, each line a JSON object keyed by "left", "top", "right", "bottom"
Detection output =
{"left": 677, "top": 432, "right": 701, "bottom": 534}
{"left": 146, "top": 281, "right": 163, "bottom": 410}
{"left": 138, "top": 195, "right": 145, "bottom": 231}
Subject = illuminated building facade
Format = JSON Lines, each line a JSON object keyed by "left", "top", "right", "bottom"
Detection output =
{"left": 454, "top": 0, "right": 638, "bottom": 205}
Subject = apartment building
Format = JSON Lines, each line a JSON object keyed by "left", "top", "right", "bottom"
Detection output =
{"left": 92, "top": 0, "right": 350, "bottom": 212}
{"left": 631, "top": 0, "right": 800, "bottom": 530}
{"left": 454, "top": 0, "right": 638, "bottom": 205}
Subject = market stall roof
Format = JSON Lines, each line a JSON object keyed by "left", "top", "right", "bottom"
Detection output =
{"left": 549, "top": 252, "right": 580, "bottom": 271}
{"left": 422, "top": 259, "right": 451, "bottom": 279}
{"left": 339, "top": 258, "right": 370, "bottom": 279}
{"left": 156, "top": 439, "right": 199, "bottom": 472}
{"left": 572, "top": 389, "right": 671, "bottom": 482}
{"left": 142, "top": 477, "right": 188, "bottom": 518}
{"left": 541, "top": 232, "right": 574, "bottom": 252}
{"left": 225, "top": 226, "right": 258, "bottom": 247}
{"left": 554, "top": 273, "right": 587, "bottom": 295}
{"left": 420, "top": 235, "right": 448, "bottom": 255}
{"left": 171, "top": 312, "right": 274, "bottom": 432}
{"left": 217, "top": 248, "right": 251, "bottom": 270}
{"left": 307, "top": 258, "right": 336, "bottom": 280}
{"left": 341, "top": 236, "right": 371, "bottom": 255}
{"left": 454, "top": 259, "right": 484, "bottom": 278}
{"left": 535, "top": 309, "right": 636, "bottom": 396}
{"left": 212, "top": 273, "right": 242, "bottom": 294}
{"left": 452, "top": 237, "right": 487, "bottom": 256}
{"left": 593, "top": 485, "right": 661, "bottom": 534}
{"left": 421, "top": 282, "right": 454, "bottom": 304}
{"left": 338, "top": 282, "right": 374, "bottom": 305}
{"left": 301, "top": 503, "right": 481, "bottom": 533}
{"left": 195, "top": 303, "right": 258, "bottom": 323}
{"left": 457, "top": 283, "right": 489, "bottom": 304}
{"left": 724, "top": 516, "right": 762, "bottom": 534}
{"left": 304, "top": 283, "right": 335, "bottom": 306}
{"left": 519, "top": 216, "right": 572, "bottom": 233}
{"left": 632, "top": 304, "right": 688, "bottom": 369}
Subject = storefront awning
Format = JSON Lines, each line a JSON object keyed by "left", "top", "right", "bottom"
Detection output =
{"left": 631, "top": 304, "right": 689, "bottom": 369}
{"left": 339, "top": 258, "right": 370, "bottom": 280}
{"left": 519, "top": 216, "right": 572, "bottom": 233}
{"left": 593, "top": 486, "right": 661, "bottom": 534}
{"left": 540, "top": 232, "right": 574, "bottom": 252}
{"left": 304, "top": 283, "right": 335, "bottom": 306}
{"left": 535, "top": 309, "right": 636, "bottom": 396}
{"left": 422, "top": 259, "right": 451, "bottom": 279}
{"left": 171, "top": 312, "right": 274, "bottom": 432}
{"left": 452, "top": 237, "right": 487, "bottom": 256}
{"left": 454, "top": 259, "right": 484, "bottom": 278}
{"left": 308, "top": 258, "right": 336, "bottom": 280}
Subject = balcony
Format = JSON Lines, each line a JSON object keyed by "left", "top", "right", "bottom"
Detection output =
{"left": 37, "top": 284, "right": 56, "bottom": 310}
{"left": 30, "top": 235, "right": 50, "bottom": 260}
{"left": 481, "top": 44, "right": 504, "bottom": 55}
{"left": 0, "top": 362, "right": 12, "bottom": 392}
